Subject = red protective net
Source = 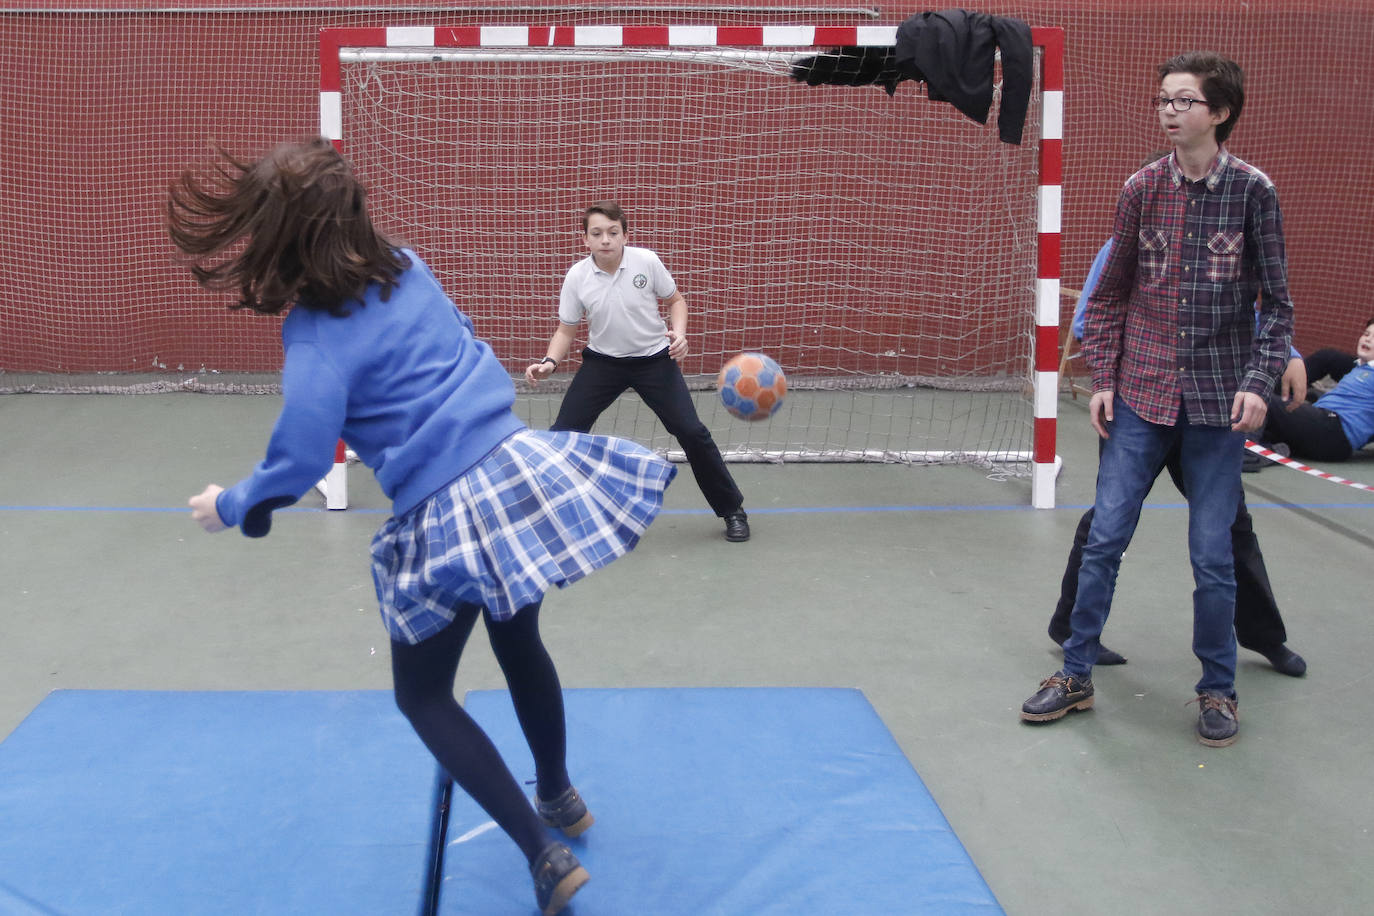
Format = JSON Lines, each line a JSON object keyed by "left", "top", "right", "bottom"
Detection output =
{"left": 1, "top": 2, "right": 1368, "bottom": 379}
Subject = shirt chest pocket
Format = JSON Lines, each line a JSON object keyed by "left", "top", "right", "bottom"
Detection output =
{"left": 1138, "top": 229, "right": 1169, "bottom": 281}
{"left": 1206, "top": 231, "right": 1244, "bottom": 283}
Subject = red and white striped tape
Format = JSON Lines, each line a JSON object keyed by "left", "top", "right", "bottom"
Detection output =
{"left": 1244, "top": 440, "right": 1374, "bottom": 493}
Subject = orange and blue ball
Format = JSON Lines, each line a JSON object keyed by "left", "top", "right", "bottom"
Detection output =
{"left": 717, "top": 352, "right": 787, "bottom": 421}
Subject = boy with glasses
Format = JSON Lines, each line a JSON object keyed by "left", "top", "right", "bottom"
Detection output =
{"left": 1020, "top": 52, "right": 1294, "bottom": 747}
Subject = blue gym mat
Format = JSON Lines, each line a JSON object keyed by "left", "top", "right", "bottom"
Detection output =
{"left": 0, "top": 688, "right": 999, "bottom": 914}
{"left": 0, "top": 690, "right": 442, "bottom": 915}
{"left": 439, "top": 687, "right": 1002, "bottom": 915}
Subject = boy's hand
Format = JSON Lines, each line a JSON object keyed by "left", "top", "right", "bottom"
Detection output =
{"left": 665, "top": 330, "right": 689, "bottom": 361}
{"left": 189, "top": 484, "right": 227, "bottom": 533}
{"left": 1231, "top": 391, "right": 1268, "bottom": 432}
{"left": 1089, "top": 390, "right": 1114, "bottom": 439}
{"left": 525, "top": 361, "right": 555, "bottom": 385}
{"left": 1280, "top": 356, "right": 1307, "bottom": 410}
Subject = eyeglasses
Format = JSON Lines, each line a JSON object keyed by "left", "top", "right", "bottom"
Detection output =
{"left": 1155, "top": 96, "right": 1208, "bottom": 112}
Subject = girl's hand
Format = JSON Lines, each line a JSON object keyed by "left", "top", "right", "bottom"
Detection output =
{"left": 189, "top": 484, "right": 228, "bottom": 533}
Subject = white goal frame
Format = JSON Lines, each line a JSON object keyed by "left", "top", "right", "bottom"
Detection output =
{"left": 316, "top": 23, "right": 1066, "bottom": 509}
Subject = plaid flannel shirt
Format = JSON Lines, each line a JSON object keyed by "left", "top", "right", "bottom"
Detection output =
{"left": 1083, "top": 149, "right": 1294, "bottom": 427}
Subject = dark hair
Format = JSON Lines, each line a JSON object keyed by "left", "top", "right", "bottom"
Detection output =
{"left": 1158, "top": 52, "right": 1245, "bottom": 144}
{"left": 166, "top": 136, "right": 406, "bottom": 316}
{"left": 582, "top": 201, "right": 628, "bottom": 233}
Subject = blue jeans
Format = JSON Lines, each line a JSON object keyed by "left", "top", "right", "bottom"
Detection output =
{"left": 1062, "top": 398, "right": 1243, "bottom": 694}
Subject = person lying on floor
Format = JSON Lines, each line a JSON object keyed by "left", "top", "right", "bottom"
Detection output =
{"left": 1260, "top": 317, "right": 1374, "bottom": 462}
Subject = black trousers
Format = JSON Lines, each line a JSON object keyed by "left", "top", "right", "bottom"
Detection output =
{"left": 552, "top": 348, "right": 743, "bottom": 517}
{"left": 391, "top": 601, "right": 568, "bottom": 864}
{"left": 1048, "top": 443, "right": 1288, "bottom": 654}
{"left": 1262, "top": 398, "right": 1353, "bottom": 461}
{"left": 1304, "top": 348, "right": 1357, "bottom": 389}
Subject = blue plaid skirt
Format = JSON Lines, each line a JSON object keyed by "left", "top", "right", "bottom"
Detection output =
{"left": 370, "top": 430, "right": 676, "bottom": 644}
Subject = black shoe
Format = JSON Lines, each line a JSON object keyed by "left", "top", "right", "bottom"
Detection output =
{"left": 1054, "top": 637, "right": 1126, "bottom": 665}
{"left": 536, "top": 785, "right": 594, "bottom": 838}
{"left": 724, "top": 510, "right": 750, "bottom": 542}
{"left": 1193, "top": 692, "right": 1239, "bottom": 747}
{"left": 1097, "top": 644, "right": 1128, "bottom": 666}
{"left": 531, "top": 842, "right": 589, "bottom": 916}
{"left": 1245, "top": 441, "right": 1291, "bottom": 472}
{"left": 1021, "top": 673, "right": 1094, "bottom": 722}
{"left": 1260, "top": 645, "right": 1307, "bottom": 678}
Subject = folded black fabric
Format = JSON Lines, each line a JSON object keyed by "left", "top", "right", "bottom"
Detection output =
{"left": 789, "top": 46, "right": 906, "bottom": 95}
{"left": 788, "top": 9, "right": 1035, "bottom": 145}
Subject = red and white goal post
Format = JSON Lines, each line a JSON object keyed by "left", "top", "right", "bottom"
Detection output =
{"left": 315, "top": 23, "right": 1065, "bottom": 509}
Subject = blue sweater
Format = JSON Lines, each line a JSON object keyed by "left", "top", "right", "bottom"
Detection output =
{"left": 1071, "top": 239, "right": 1113, "bottom": 341}
{"left": 216, "top": 251, "right": 524, "bottom": 536}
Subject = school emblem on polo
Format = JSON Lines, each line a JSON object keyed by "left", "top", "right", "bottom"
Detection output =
{"left": 633, "top": 273, "right": 648, "bottom": 288}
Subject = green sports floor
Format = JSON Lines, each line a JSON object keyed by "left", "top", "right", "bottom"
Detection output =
{"left": 2, "top": 388, "right": 1370, "bottom": 914}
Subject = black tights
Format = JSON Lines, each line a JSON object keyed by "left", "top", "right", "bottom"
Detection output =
{"left": 390, "top": 600, "right": 570, "bottom": 864}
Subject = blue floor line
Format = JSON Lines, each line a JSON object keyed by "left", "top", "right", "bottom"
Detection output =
{"left": 3, "top": 501, "right": 1373, "bottom": 514}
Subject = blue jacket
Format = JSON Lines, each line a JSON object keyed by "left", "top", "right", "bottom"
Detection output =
{"left": 1072, "top": 240, "right": 1114, "bottom": 341}
{"left": 216, "top": 251, "right": 524, "bottom": 536}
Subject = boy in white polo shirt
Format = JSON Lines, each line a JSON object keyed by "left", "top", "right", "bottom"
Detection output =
{"left": 526, "top": 201, "right": 750, "bottom": 542}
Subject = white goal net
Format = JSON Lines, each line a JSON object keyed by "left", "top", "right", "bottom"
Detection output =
{"left": 323, "top": 24, "right": 1062, "bottom": 505}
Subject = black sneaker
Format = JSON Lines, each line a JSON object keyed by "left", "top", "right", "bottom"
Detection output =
{"left": 1020, "top": 673, "right": 1094, "bottom": 722}
{"left": 1095, "top": 645, "right": 1128, "bottom": 666}
{"left": 536, "top": 785, "right": 594, "bottom": 838}
{"left": 1054, "top": 636, "right": 1127, "bottom": 665}
{"left": 1193, "top": 692, "right": 1239, "bottom": 747}
{"left": 531, "top": 842, "right": 589, "bottom": 916}
{"left": 1245, "top": 441, "right": 1291, "bottom": 472}
{"left": 1260, "top": 645, "right": 1307, "bottom": 678}
{"left": 724, "top": 510, "right": 750, "bottom": 542}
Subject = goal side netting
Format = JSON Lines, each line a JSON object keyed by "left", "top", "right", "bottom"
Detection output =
{"left": 322, "top": 24, "right": 1064, "bottom": 507}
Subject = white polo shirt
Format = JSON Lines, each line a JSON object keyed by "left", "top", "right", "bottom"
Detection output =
{"left": 558, "top": 246, "right": 677, "bottom": 358}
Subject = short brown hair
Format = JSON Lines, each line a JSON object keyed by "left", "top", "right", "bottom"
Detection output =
{"left": 1158, "top": 51, "right": 1245, "bottom": 145}
{"left": 582, "top": 201, "right": 627, "bottom": 233}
